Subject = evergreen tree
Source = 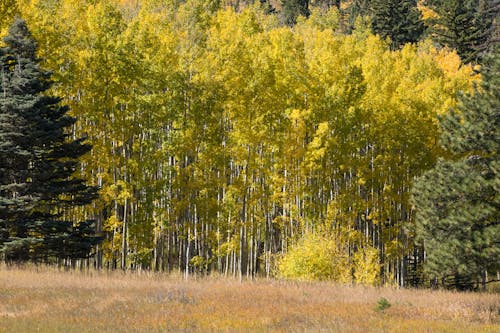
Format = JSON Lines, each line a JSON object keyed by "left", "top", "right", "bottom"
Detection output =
{"left": 311, "top": 0, "right": 340, "bottom": 10}
{"left": 425, "top": 0, "right": 498, "bottom": 63}
{"left": 342, "top": 0, "right": 371, "bottom": 33}
{"left": 412, "top": 48, "right": 500, "bottom": 290}
{"left": 281, "top": 0, "right": 310, "bottom": 26}
{"left": 0, "top": 19, "right": 36, "bottom": 260}
{"left": 370, "top": 0, "right": 425, "bottom": 49}
{"left": 0, "top": 19, "right": 100, "bottom": 263}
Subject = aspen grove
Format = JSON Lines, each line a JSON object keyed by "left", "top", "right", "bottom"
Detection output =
{"left": 1, "top": 0, "right": 495, "bottom": 289}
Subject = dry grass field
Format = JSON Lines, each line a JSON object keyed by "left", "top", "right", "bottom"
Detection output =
{"left": 0, "top": 266, "right": 498, "bottom": 332}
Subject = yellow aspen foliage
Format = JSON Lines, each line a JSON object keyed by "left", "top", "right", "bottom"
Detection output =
{"left": 5, "top": 0, "right": 478, "bottom": 282}
{"left": 0, "top": 0, "right": 18, "bottom": 38}
{"left": 417, "top": 1, "right": 439, "bottom": 21}
{"left": 353, "top": 246, "right": 380, "bottom": 285}
{"left": 278, "top": 232, "right": 352, "bottom": 282}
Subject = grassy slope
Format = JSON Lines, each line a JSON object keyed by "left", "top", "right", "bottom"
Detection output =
{"left": 0, "top": 267, "right": 498, "bottom": 332}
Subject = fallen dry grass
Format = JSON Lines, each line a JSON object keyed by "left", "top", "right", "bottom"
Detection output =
{"left": 0, "top": 266, "right": 498, "bottom": 332}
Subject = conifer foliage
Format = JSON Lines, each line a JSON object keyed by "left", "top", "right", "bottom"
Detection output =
{"left": 0, "top": 19, "right": 100, "bottom": 263}
{"left": 281, "top": 0, "right": 310, "bottom": 25}
{"left": 412, "top": 49, "right": 500, "bottom": 290}
{"left": 425, "top": 0, "right": 498, "bottom": 63}
{"left": 370, "top": 0, "right": 424, "bottom": 49}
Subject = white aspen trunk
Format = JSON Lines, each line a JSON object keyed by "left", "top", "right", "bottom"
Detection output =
{"left": 239, "top": 225, "right": 244, "bottom": 282}
{"left": 121, "top": 197, "right": 128, "bottom": 270}
{"left": 185, "top": 227, "right": 191, "bottom": 280}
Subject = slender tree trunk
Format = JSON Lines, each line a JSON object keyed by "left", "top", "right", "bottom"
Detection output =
{"left": 121, "top": 197, "right": 128, "bottom": 270}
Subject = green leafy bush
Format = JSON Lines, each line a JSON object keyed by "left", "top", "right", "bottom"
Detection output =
{"left": 375, "top": 297, "right": 391, "bottom": 312}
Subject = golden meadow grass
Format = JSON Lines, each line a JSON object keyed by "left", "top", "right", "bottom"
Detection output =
{"left": 0, "top": 266, "right": 498, "bottom": 332}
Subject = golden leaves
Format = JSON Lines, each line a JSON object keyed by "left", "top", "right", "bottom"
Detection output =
{"left": 14, "top": 0, "right": 480, "bottom": 277}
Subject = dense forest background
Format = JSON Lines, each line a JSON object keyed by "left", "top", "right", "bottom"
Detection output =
{"left": 0, "top": 0, "right": 498, "bottom": 289}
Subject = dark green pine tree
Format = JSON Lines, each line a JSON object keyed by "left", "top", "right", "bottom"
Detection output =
{"left": 310, "top": 0, "right": 340, "bottom": 10}
{"left": 426, "top": 0, "right": 498, "bottom": 64}
{"left": 0, "top": 18, "right": 101, "bottom": 263}
{"left": 411, "top": 47, "right": 499, "bottom": 290}
{"left": 370, "top": 0, "right": 425, "bottom": 49}
{"left": 343, "top": 0, "right": 371, "bottom": 33}
{"left": 0, "top": 20, "right": 36, "bottom": 260}
{"left": 280, "top": 0, "right": 310, "bottom": 26}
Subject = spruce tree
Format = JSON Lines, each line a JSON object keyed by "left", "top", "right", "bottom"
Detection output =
{"left": 0, "top": 20, "right": 36, "bottom": 260}
{"left": 412, "top": 48, "right": 499, "bottom": 290}
{"left": 425, "top": 0, "right": 498, "bottom": 63}
{"left": 343, "top": 0, "right": 371, "bottom": 33}
{"left": 281, "top": 0, "right": 310, "bottom": 26}
{"left": 0, "top": 19, "right": 100, "bottom": 263}
{"left": 311, "top": 0, "right": 340, "bottom": 10}
{"left": 370, "top": 0, "right": 425, "bottom": 49}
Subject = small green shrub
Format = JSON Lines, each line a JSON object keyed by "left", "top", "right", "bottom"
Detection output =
{"left": 375, "top": 297, "right": 391, "bottom": 312}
